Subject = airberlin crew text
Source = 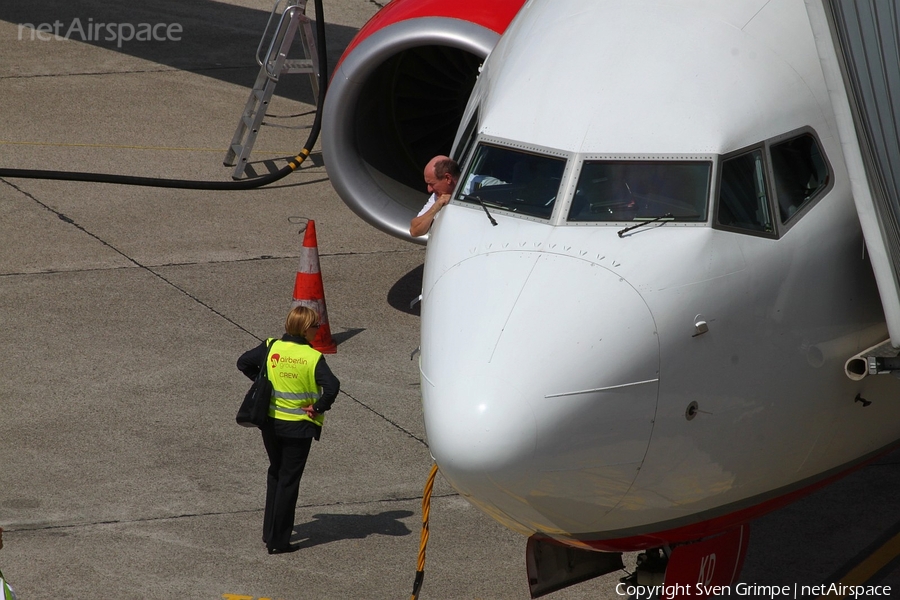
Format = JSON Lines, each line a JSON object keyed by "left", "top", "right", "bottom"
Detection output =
{"left": 276, "top": 356, "right": 308, "bottom": 366}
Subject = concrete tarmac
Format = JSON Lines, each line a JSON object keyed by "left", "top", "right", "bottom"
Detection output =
{"left": 1, "top": 1, "right": 899, "bottom": 599}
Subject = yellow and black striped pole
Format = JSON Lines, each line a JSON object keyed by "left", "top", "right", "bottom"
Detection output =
{"left": 411, "top": 463, "right": 440, "bottom": 600}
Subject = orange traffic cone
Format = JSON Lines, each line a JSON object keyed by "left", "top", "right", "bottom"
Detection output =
{"left": 291, "top": 220, "right": 337, "bottom": 354}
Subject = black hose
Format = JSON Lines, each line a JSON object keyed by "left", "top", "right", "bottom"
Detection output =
{"left": 0, "top": 0, "right": 327, "bottom": 191}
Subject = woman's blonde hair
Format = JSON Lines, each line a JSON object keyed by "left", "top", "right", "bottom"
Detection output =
{"left": 285, "top": 305, "right": 319, "bottom": 336}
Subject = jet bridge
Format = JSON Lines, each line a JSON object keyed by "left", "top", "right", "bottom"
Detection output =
{"left": 806, "top": 1, "right": 900, "bottom": 357}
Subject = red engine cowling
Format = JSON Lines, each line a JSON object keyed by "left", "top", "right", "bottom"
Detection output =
{"left": 321, "top": 0, "right": 526, "bottom": 243}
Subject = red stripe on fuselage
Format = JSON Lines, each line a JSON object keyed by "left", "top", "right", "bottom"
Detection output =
{"left": 576, "top": 447, "right": 896, "bottom": 552}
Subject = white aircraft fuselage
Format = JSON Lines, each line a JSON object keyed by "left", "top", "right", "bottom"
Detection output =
{"left": 416, "top": 0, "right": 900, "bottom": 551}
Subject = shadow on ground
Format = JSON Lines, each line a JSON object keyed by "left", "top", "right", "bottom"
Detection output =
{"left": 291, "top": 510, "right": 414, "bottom": 549}
{"left": 1, "top": 0, "right": 361, "bottom": 105}
{"left": 388, "top": 264, "right": 423, "bottom": 316}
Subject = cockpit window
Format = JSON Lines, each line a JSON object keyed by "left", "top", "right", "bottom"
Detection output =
{"left": 457, "top": 144, "right": 565, "bottom": 220}
{"left": 716, "top": 149, "right": 774, "bottom": 234}
{"left": 568, "top": 161, "right": 710, "bottom": 222}
{"left": 453, "top": 110, "right": 479, "bottom": 167}
{"left": 770, "top": 133, "right": 829, "bottom": 223}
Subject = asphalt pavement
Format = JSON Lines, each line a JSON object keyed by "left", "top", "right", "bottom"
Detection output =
{"left": 1, "top": 1, "right": 899, "bottom": 599}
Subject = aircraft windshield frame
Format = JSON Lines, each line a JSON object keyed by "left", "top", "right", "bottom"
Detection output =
{"left": 567, "top": 158, "right": 712, "bottom": 223}
{"left": 455, "top": 142, "right": 568, "bottom": 221}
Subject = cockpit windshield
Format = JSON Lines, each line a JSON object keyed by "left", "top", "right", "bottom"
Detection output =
{"left": 568, "top": 161, "right": 711, "bottom": 222}
{"left": 457, "top": 144, "right": 566, "bottom": 220}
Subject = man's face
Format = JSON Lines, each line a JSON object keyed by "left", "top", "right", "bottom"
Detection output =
{"left": 425, "top": 166, "right": 455, "bottom": 196}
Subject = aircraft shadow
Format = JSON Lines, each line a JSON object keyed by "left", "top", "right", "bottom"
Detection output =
{"left": 290, "top": 510, "right": 414, "bottom": 549}
{"left": 331, "top": 327, "right": 365, "bottom": 346}
{"left": 387, "top": 264, "right": 423, "bottom": 317}
{"left": 1, "top": 0, "right": 362, "bottom": 105}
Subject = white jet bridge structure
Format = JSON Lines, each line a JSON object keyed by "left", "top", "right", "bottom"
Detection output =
{"left": 806, "top": 0, "right": 900, "bottom": 376}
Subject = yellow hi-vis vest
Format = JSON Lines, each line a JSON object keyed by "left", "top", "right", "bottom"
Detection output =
{"left": 0, "top": 569, "right": 16, "bottom": 600}
{"left": 266, "top": 339, "right": 325, "bottom": 427}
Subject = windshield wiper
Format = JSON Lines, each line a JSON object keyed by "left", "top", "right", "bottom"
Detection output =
{"left": 462, "top": 194, "right": 498, "bottom": 226}
{"left": 617, "top": 213, "right": 674, "bottom": 238}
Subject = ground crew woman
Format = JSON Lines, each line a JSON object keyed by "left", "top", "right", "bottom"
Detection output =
{"left": 0, "top": 528, "right": 17, "bottom": 600}
{"left": 237, "top": 305, "right": 340, "bottom": 554}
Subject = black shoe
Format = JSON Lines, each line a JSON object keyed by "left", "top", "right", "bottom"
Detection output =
{"left": 267, "top": 544, "right": 300, "bottom": 555}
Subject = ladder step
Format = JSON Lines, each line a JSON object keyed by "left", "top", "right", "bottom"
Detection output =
{"left": 242, "top": 115, "right": 262, "bottom": 130}
{"left": 281, "top": 58, "right": 314, "bottom": 72}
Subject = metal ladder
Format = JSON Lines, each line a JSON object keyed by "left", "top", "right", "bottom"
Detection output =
{"left": 224, "top": 0, "right": 320, "bottom": 179}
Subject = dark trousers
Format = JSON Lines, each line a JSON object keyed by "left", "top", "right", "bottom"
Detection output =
{"left": 261, "top": 429, "right": 313, "bottom": 550}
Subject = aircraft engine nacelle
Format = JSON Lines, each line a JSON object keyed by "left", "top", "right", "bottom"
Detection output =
{"left": 321, "top": 0, "right": 525, "bottom": 243}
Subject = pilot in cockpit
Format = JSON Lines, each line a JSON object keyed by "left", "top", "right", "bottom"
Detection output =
{"left": 410, "top": 155, "right": 461, "bottom": 237}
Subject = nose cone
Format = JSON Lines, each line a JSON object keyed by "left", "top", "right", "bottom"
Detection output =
{"left": 421, "top": 251, "right": 660, "bottom": 534}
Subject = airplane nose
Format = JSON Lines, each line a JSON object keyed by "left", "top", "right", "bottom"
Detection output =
{"left": 420, "top": 251, "right": 660, "bottom": 534}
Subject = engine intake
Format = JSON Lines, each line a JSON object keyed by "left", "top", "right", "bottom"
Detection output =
{"left": 322, "top": 1, "right": 525, "bottom": 242}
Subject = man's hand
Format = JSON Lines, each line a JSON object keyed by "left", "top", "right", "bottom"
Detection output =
{"left": 410, "top": 194, "right": 452, "bottom": 237}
